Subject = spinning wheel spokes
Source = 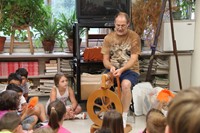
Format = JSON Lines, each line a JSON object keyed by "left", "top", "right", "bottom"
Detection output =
{"left": 87, "top": 89, "right": 123, "bottom": 126}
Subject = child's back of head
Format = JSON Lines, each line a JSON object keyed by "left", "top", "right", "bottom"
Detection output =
{"left": 6, "top": 83, "right": 23, "bottom": 93}
{"left": 7, "top": 73, "right": 22, "bottom": 85}
{"left": 33, "top": 127, "right": 54, "bottom": 133}
{"left": 0, "top": 90, "right": 19, "bottom": 111}
{"left": 101, "top": 110, "right": 124, "bottom": 133}
{"left": 145, "top": 108, "right": 166, "bottom": 133}
{"left": 166, "top": 87, "right": 200, "bottom": 133}
{"left": 47, "top": 99, "right": 66, "bottom": 130}
{"left": 16, "top": 68, "right": 28, "bottom": 78}
{"left": 0, "top": 111, "right": 22, "bottom": 132}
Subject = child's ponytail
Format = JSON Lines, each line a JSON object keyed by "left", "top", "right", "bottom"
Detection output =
{"left": 48, "top": 107, "right": 59, "bottom": 130}
{"left": 47, "top": 99, "right": 66, "bottom": 131}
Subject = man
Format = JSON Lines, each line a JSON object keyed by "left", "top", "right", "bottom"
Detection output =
{"left": 101, "top": 12, "right": 141, "bottom": 127}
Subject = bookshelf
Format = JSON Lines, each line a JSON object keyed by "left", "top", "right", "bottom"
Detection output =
{"left": 0, "top": 52, "right": 73, "bottom": 96}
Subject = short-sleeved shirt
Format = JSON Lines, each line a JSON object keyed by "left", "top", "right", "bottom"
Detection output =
{"left": 101, "top": 29, "right": 141, "bottom": 74}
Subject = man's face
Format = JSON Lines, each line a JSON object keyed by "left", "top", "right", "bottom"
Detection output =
{"left": 114, "top": 15, "right": 129, "bottom": 36}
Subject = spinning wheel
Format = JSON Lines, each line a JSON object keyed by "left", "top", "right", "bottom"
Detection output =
{"left": 87, "top": 73, "right": 123, "bottom": 127}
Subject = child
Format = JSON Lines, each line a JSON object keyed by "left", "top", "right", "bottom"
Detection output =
{"left": 16, "top": 68, "right": 29, "bottom": 101}
{"left": 5, "top": 85, "right": 38, "bottom": 130}
{"left": 7, "top": 73, "right": 47, "bottom": 122}
{"left": 47, "top": 100, "right": 71, "bottom": 133}
{"left": 0, "top": 112, "right": 23, "bottom": 133}
{"left": 7, "top": 73, "right": 22, "bottom": 86}
{"left": 33, "top": 127, "right": 54, "bottom": 133}
{"left": 165, "top": 87, "right": 200, "bottom": 133}
{"left": 100, "top": 110, "right": 124, "bottom": 133}
{"left": 0, "top": 90, "right": 19, "bottom": 118}
{"left": 46, "top": 72, "right": 86, "bottom": 119}
{"left": 141, "top": 108, "right": 166, "bottom": 133}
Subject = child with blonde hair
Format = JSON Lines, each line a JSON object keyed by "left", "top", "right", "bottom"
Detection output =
{"left": 46, "top": 72, "right": 86, "bottom": 119}
{"left": 165, "top": 87, "right": 200, "bottom": 133}
{"left": 141, "top": 108, "right": 166, "bottom": 133}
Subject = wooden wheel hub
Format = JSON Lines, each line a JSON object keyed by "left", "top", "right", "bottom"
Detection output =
{"left": 87, "top": 89, "right": 123, "bottom": 126}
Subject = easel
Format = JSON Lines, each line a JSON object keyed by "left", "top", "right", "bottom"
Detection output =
{"left": 145, "top": 0, "right": 182, "bottom": 90}
{"left": 10, "top": 25, "right": 34, "bottom": 55}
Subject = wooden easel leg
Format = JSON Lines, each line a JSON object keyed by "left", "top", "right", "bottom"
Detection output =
{"left": 27, "top": 27, "right": 34, "bottom": 54}
{"left": 10, "top": 33, "right": 15, "bottom": 55}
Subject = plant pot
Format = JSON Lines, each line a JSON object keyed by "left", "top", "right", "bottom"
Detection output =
{"left": 42, "top": 40, "right": 55, "bottom": 53}
{"left": 0, "top": 36, "right": 6, "bottom": 54}
{"left": 66, "top": 38, "right": 82, "bottom": 52}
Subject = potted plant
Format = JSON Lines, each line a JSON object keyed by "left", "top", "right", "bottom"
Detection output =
{"left": 35, "top": 18, "right": 63, "bottom": 53}
{"left": 0, "top": 0, "right": 48, "bottom": 53}
{"left": 0, "top": 0, "right": 10, "bottom": 53}
{"left": 58, "top": 11, "right": 86, "bottom": 52}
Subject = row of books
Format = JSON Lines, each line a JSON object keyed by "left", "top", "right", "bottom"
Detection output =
{"left": 0, "top": 62, "right": 39, "bottom": 76}
{"left": 60, "top": 59, "right": 73, "bottom": 76}
{"left": 38, "top": 79, "right": 54, "bottom": 93}
{"left": 44, "top": 60, "right": 58, "bottom": 76}
{"left": 139, "top": 57, "right": 169, "bottom": 75}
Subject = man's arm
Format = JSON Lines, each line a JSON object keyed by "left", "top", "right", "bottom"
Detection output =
{"left": 120, "top": 53, "right": 138, "bottom": 72}
{"left": 113, "top": 53, "right": 138, "bottom": 77}
{"left": 102, "top": 54, "right": 116, "bottom": 73}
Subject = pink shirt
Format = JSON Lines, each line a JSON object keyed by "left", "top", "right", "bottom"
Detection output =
{"left": 44, "top": 125, "right": 71, "bottom": 133}
{"left": 57, "top": 125, "right": 71, "bottom": 133}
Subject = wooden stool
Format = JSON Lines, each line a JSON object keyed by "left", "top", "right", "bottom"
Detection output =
{"left": 10, "top": 25, "right": 34, "bottom": 54}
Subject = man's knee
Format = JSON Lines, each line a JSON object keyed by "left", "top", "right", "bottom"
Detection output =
{"left": 121, "top": 80, "right": 132, "bottom": 92}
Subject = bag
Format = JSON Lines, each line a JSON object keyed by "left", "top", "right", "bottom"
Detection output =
{"left": 83, "top": 47, "right": 103, "bottom": 61}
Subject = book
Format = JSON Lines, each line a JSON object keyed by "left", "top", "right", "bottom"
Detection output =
{"left": 45, "top": 66, "right": 58, "bottom": 70}
{"left": 45, "top": 63, "right": 57, "bottom": 67}
{"left": 46, "top": 69, "right": 58, "bottom": 73}
{"left": 44, "top": 72, "right": 57, "bottom": 76}
{"left": 49, "top": 60, "right": 57, "bottom": 64}
{"left": 40, "top": 79, "right": 54, "bottom": 83}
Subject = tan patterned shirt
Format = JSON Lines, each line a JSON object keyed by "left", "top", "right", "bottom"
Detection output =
{"left": 101, "top": 29, "right": 141, "bottom": 74}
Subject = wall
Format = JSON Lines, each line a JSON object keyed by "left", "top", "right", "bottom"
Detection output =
{"left": 191, "top": 1, "right": 200, "bottom": 86}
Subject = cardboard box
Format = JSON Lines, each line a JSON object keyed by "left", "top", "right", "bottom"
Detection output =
{"left": 81, "top": 82, "right": 101, "bottom": 100}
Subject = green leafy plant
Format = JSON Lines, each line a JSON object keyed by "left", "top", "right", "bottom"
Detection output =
{"left": 0, "top": 0, "right": 48, "bottom": 36}
{"left": 176, "top": 0, "right": 195, "bottom": 19}
{"left": 58, "top": 11, "right": 86, "bottom": 39}
{"left": 35, "top": 18, "right": 64, "bottom": 49}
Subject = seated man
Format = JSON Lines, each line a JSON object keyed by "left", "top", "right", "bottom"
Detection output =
{"left": 101, "top": 12, "right": 141, "bottom": 127}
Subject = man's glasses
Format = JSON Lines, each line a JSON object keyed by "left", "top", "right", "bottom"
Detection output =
{"left": 115, "top": 24, "right": 128, "bottom": 29}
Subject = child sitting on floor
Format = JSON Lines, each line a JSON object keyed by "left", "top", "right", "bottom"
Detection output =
{"left": 98, "top": 110, "right": 124, "bottom": 133}
{"left": 0, "top": 112, "right": 24, "bottom": 133}
{"left": 46, "top": 72, "right": 86, "bottom": 119}
{"left": 140, "top": 108, "right": 166, "bottom": 133}
{"left": 47, "top": 100, "right": 71, "bottom": 133}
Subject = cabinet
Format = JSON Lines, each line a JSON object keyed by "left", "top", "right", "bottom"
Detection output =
{"left": 158, "top": 20, "right": 195, "bottom": 52}
{"left": 73, "top": 22, "right": 114, "bottom": 102}
{"left": 0, "top": 52, "right": 73, "bottom": 96}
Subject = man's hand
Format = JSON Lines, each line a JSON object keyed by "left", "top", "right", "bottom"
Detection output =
{"left": 110, "top": 66, "right": 116, "bottom": 73}
{"left": 113, "top": 68, "right": 123, "bottom": 77}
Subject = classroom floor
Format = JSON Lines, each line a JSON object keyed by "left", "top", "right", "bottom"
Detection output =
{"left": 62, "top": 111, "right": 146, "bottom": 133}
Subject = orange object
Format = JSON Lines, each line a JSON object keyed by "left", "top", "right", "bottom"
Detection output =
{"left": 157, "top": 89, "right": 175, "bottom": 103}
{"left": 83, "top": 47, "right": 103, "bottom": 61}
{"left": 28, "top": 97, "right": 39, "bottom": 108}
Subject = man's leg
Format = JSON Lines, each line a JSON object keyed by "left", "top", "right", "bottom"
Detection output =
{"left": 121, "top": 79, "right": 132, "bottom": 128}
